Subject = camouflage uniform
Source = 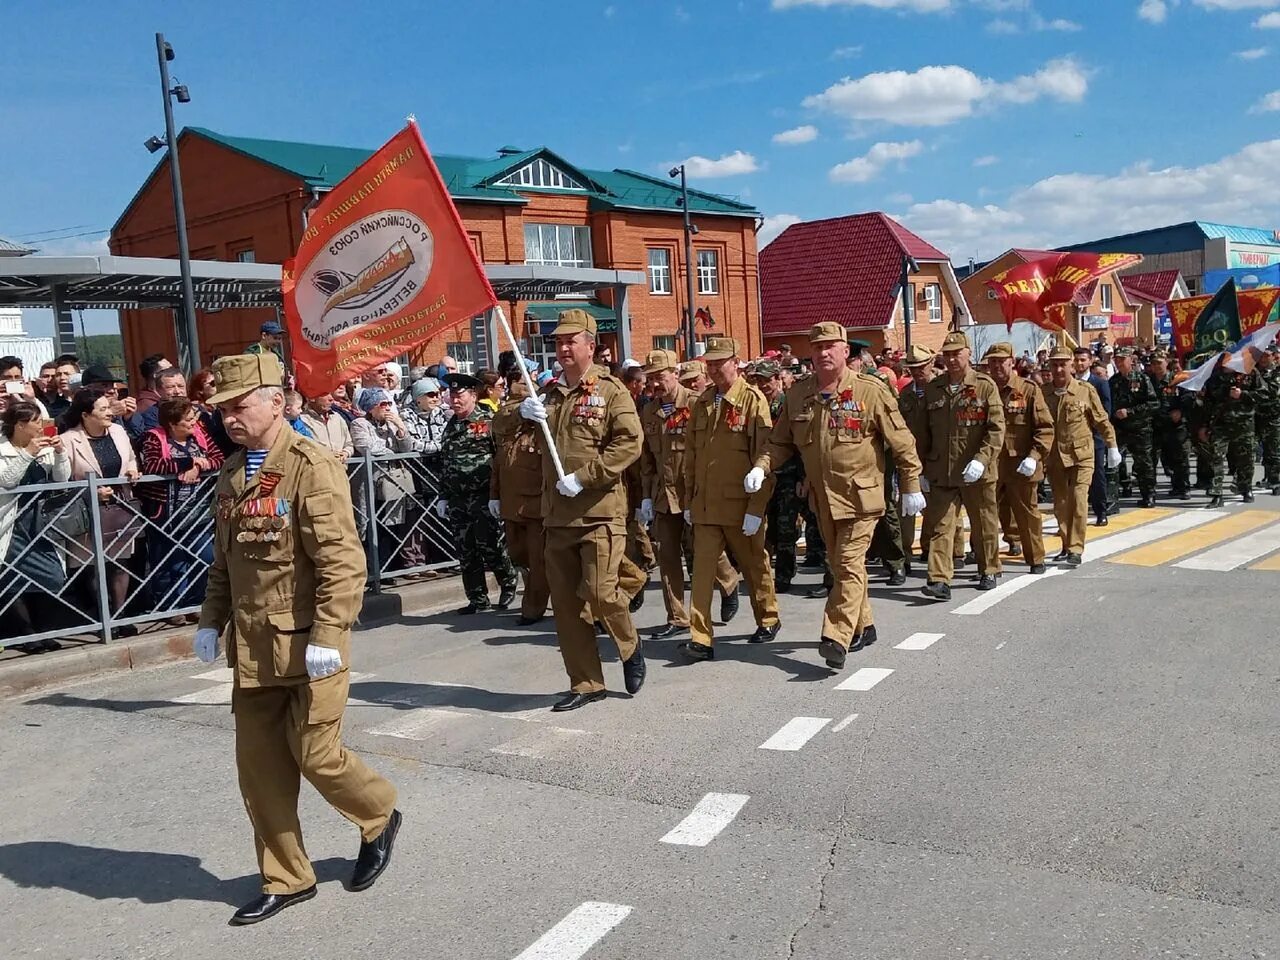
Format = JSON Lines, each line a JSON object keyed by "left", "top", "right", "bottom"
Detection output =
{"left": 1204, "top": 368, "right": 1260, "bottom": 499}
{"left": 1187, "top": 389, "right": 1216, "bottom": 492}
{"left": 1152, "top": 370, "right": 1191, "bottom": 496}
{"left": 1109, "top": 360, "right": 1159, "bottom": 501}
{"left": 441, "top": 405, "right": 516, "bottom": 605}
{"left": 764, "top": 391, "right": 806, "bottom": 588}
{"left": 1255, "top": 359, "right": 1280, "bottom": 491}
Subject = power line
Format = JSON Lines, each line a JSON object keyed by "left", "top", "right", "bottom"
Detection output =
{"left": 13, "top": 224, "right": 103, "bottom": 240}
{"left": 29, "top": 229, "right": 111, "bottom": 245}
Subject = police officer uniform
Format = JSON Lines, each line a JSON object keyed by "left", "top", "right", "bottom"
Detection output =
{"left": 197, "top": 354, "right": 398, "bottom": 925}
{"left": 492, "top": 378, "right": 549, "bottom": 623}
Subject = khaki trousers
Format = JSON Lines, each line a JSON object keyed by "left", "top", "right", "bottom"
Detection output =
{"left": 903, "top": 505, "right": 967, "bottom": 559}
{"left": 996, "top": 467, "right": 1045, "bottom": 566}
{"left": 627, "top": 518, "right": 656, "bottom": 569}
{"left": 690, "top": 522, "right": 778, "bottom": 647}
{"left": 998, "top": 495, "right": 1020, "bottom": 547}
{"left": 544, "top": 523, "right": 639, "bottom": 693}
{"left": 925, "top": 481, "right": 1000, "bottom": 583}
{"left": 652, "top": 511, "right": 738, "bottom": 627}
{"left": 504, "top": 518, "right": 549, "bottom": 618}
{"left": 816, "top": 510, "right": 879, "bottom": 648}
{"left": 1047, "top": 459, "right": 1091, "bottom": 555}
{"left": 233, "top": 674, "right": 397, "bottom": 895}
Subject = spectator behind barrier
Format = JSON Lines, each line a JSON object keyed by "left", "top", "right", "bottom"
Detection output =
{"left": 190, "top": 368, "right": 237, "bottom": 457}
{"left": 351, "top": 387, "right": 416, "bottom": 573}
{"left": 127, "top": 368, "right": 187, "bottom": 446}
{"left": 477, "top": 370, "right": 504, "bottom": 412}
{"left": 300, "top": 391, "right": 354, "bottom": 459}
{"left": 46, "top": 356, "right": 80, "bottom": 421}
{"left": 135, "top": 353, "right": 172, "bottom": 414}
{"left": 283, "top": 389, "right": 316, "bottom": 439}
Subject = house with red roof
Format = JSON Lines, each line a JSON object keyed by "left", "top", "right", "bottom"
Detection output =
{"left": 1119, "top": 270, "right": 1189, "bottom": 344}
{"left": 759, "top": 212, "right": 971, "bottom": 356}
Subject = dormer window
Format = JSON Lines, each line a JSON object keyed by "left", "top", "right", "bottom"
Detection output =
{"left": 495, "top": 158, "right": 585, "bottom": 190}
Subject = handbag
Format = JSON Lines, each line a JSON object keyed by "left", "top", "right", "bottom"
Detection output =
{"left": 40, "top": 489, "right": 91, "bottom": 539}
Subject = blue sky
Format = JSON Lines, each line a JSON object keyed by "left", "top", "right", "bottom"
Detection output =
{"left": 3, "top": 0, "right": 1279, "bottom": 336}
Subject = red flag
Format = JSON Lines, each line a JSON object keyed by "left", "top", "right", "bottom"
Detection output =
{"left": 985, "top": 259, "right": 1051, "bottom": 330}
{"left": 986, "top": 252, "right": 1143, "bottom": 332}
{"left": 283, "top": 121, "right": 497, "bottom": 397}
{"left": 1170, "top": 287, "right": 1280, "bottom": 358}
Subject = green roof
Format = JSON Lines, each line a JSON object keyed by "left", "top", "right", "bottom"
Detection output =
{"left": 183, "top": 127, "right": 758, "bottom": 217}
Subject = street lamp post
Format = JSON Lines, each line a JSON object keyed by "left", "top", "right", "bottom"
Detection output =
{"left": 669, "top": 164, "right": 699, "bottom": 359}
{"left": 153, "top": 32, "right": 200, "bottom": 376}
{"left": 900, "top": 254, "right": 920, "bottom": 353}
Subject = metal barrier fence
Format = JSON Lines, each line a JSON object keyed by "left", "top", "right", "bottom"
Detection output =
{"left": 0, "top": 450, "right": 458, "bottom": 650}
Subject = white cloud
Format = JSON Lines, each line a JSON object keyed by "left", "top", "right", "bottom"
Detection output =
{"left": 1235, "top": 45, "right": 1270, "bottom": 56}
{"left": 677, "top": 150, "right": 760, "bottom": 177}
{"left": 1250, "top": 89, "right": 1280, "bottom": 111}
{"left": 1035, "top": 15, "right": 1082, "bottom": 29}
{"left": 773, "top": 124, "right": 819, "bottom": 145}
{"left": 759, "top": 214, "right": 802, "bottom": 247}
{"left": 603, "top": 4, "right": 616, "bottom": 16}
{"left": 987, "top": 17, "right": 1021, "bottom": 31}
{"left": 772, "top": 0, "right": 953, "bottom": 10}
{"left": 895, "top": 138, "right": 1280, "bottom": 261}
{"left": 831, "top": 44, "right": 864, "bottom": 58}
{"left": 803, "top": 58, "right": 1088, "bottom": 127}
{"left": 829, "top": 140, "right": 924, "bottom": 182}
{"left": 1257, "top": 11, "right": 1280, "bottom": 24}
{"left": 1138, "top": 0, "right": 1170, "bottom": 22}
{"left": 973, "top": 154, "right": 1000, "bottom": 166}
{"left": 1195, "top": 0, "right": 1279, "bottom": 9}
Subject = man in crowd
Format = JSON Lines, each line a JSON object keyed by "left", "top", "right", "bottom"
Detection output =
{"left": 1204, "top": 365, "right": 1261, "bottom": 506}
{"left": 1110, "top": 346, "right": 1159, "bottom": 507}
{"left": 0, "top": 356, "right": 49, "bottom": 417}
{"left": 1074, "top": 346, "right": 1114, "bottom": 525}
{"left": 245, "top": 320, "right": 287, "bottom": 368}
{"left": 300, "top": 391, "right": 354, "bottom": 459}
{"left": 1255, "top": 346, "right": 1280, "bottom": 496}
{"left": 135, "top": 353, "right": 172, "bottom": 414}
{"left": 127, "top": 367, "right": 187, "bottom": 443}
{"left": 678, "top": 360, "right": 708, "bottom": 394}
{"left": 899, "top": 345, "right": 964, "bottom": 566}
{"left": 750, "top": 359, "right": 804, "bottom": 593}
{"left": 849, "top": 342, "right": 908, "bottom": 587}
{"left": 34, "top": 360, "right": 56, "bottom": 402}
{"left": 46, "top": 355, "right": 80, "bottom": 420}
{"left": 1148, "top": 351, "right": 1191, "bottom": 500}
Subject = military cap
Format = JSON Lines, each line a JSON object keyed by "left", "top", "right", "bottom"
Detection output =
{"left": 209, "top": 352, "right": 284, "bottom": 405}
{"left": 701, "top": 336, "right": 739, "bottom": 362}
{"left": 1048, "top": 346, "right": 1074, "bottom": 361}
{"left": 442, "top": 372, "right": 481, "bottom": 391}
{"left": 1150, "top": 350, "right": 1169, "bottom": 361}
{"left": 809, "top": 321, "right": 846, "bottom": 343}
{"left": 940, "top": 331, "right": 970, "bottom": 352}
{"left": 848, "top": 338, "right": 872, "bottom": 351}
{"left": 904, "top": 344, "right": 935, "bottom": 367}
{"left": 1114, "top": 346, "right": 1135, "bottom": 357}
{"left": 678, "top": 360, "right": 706, "bottom": 382}
{"left": 551, "top": 308, "right": 597, "bottom": 338}
{"left": 80, "top": 363, "right": 123, "bottom": 387}
{"left": 749, "top": 359, "right": 782, "bottom": 379}
{"left": 643, "top": 348, "right": 679, "bottom": 374}
{"left": 983, "top": 342, "right": 1014, "bottom": 360}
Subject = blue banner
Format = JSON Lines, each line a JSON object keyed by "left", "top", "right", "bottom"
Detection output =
{"left": 1203, "top": 264, "right": 1280, "bottom": 294}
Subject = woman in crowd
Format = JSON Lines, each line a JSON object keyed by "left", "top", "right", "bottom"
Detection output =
{"left": 477, "top": 370, "right": 504, "bottom": 412}
{"left": 351, "top": 387, "right": 417, "bottom": 578}
{"left": 62, "top": 387, "right": 143, "bottom": 637}
{"left": 0, "top": 400, "right": 70, "bottom": 653}
{"left": 396, "top": 377, "right": 450, "bottom": 576}
{"left": 139, "top": 397, "right": 223, "bottom": 623}
{"left": 189, "top": 368, "right": 236, "bottom": 457}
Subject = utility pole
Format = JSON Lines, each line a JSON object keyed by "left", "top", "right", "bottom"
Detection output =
{"left": 900, "top": 254, "right": 919, "bottom": 353}
{"left": 670, "top": 164, "right": 699, "bottom": 358}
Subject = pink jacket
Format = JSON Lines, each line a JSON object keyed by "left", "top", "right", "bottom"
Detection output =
{"left": 61, "top": 423, "right": 139, "bottom": 483}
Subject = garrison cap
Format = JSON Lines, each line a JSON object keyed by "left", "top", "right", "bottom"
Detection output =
{"left": 442, "top": 372, "right": 481, "bottom": 391}
{"left": 904, "top": 344, "right": 935, "bottom": 367}
{"left": 848, "top": 338, "right": 872, "bottom": 351}
{"left": 677, "top": 360, "right": 706, "bottom": 382}
{"left": 701, "top": 337, "right": 739, "bottom": 362}
{"left": 940, "top": 331, "right": 970, "bottom": 352}
{"left": 551, "top": 308, "right": 597, "bottom": 338}
{"left": 1048, "top": 346, "right": 1074, "bottom": 361}
{"left": 983, "top": 342, "right": 1014, "bottom": 360}
{"left": 748, "top": 359, "right": 782, "bottom": 379}
{"left": 808, "top": 321, "right": 846, "bottom": 344}
{"left": 643, "top": 349, "right": 679, "bottom": 374}
{"left": 209, "top": 353, "right": 284, "bottom": 405}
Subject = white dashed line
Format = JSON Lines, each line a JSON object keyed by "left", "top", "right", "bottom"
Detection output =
{"left": 1083, "top": 509, "right": 1226, "bottom": 561}
{"left": 831, "top": 713, "right": 859, "bottom": 732}
{"left": 834, "top": 667, "right": 894, "bottom": 691}
{"left": 512, "top": 901, "right": 633, "bottom": 960}
{"left": 952, "top": 569, "right": 1065, "bottom": 615}
{"left": 366, "top": 707, "right": 468, "bottom": 739}
{"left": 659, "top": 792, "right": 750, "bottom": 847}
{"left": 1175, "top": 522, "right": 1280, "bottom": 570}
{"left": 759, "top": 717, "right": 831, "bottom": 751}
{"left": 895, "top": 632, "right": 944, "bottom": 651}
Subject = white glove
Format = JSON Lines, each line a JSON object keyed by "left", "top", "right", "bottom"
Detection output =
{"left": 683, "top": 509, "right": 692, "bottom": 524}
{"left": 434, "top": 499, "right": 448, "bottom": 518}
{"left": 556, "top": 473, "right": 584, "bottom": 497}
{"left": 638, "top": 499, "right": 654, "bottom": 524}
{"left": 741, "top": 513, "right": 763, "bottom": 537}
{"left": 519, "top": 395, "right": 547, "bottom": 423}
{"left": 961, "top": 459, "right": 985, "bottom": 484}
{"left": 1106, "top": 447, "right": 1122, "bottom": 469}
{"left": 919, "top": 476, "right": 930, "bottom": 493}
{"left": 1016, "top": 457, "right": 1037, "bottom": 478}
{"left": 487, "top": 499, "right": 501, "bottom": 519}
{"left": 743, "top": 467, "right": 766, "bottom": 494}
{"left": 901, "top": 492, "right": 926, "bottom": 517}
{"left": 305, "top": 644, "right": 343, "bottom": 679}
{"left": 193, "top": 627, "right": 219, "bottom": 663}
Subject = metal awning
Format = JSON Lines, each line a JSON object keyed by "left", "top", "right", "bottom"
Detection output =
{"left": 485, "top": 265, "right": 646, "bottom": 301}
{"left": 524, "top": 300, "right": 618, "bottom": 334}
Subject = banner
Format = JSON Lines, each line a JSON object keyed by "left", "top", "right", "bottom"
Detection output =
{"left": 283, "top": 121, "right": 497, "bottom": 397}
{"left": 1204, "top": 264, "right": 1280, "bottom": 293}
{"left": 1169, "top": 284, "right": 1280, "bottom": 363}
{"left": 985, "top": 252, "right": 1142, "bottom": 332}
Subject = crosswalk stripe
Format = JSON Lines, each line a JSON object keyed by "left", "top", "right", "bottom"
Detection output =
{"left": 1250, "top": 549, "right": 1280, "bottom": 570}
{"left": 1110, "top": 510, "right": 1277, "bottom": 566}
{"left": 1080, "top": 506, "right": 1177, "bottom": 541}
{"left": 366, "top": 707, "right": 469, "bottom": 739}
{"left": 512, "top": 902, "right": 632, "bottom": 960}
{"left": 834, "top": 667, "right": 894, "bottom": 691}
{"left": 759, "top": 717, "right": 831, "bottom": 751}
{"left": 659, "top": 792, "right": 750, "bottom": 847}
{"left": 952, "top": 568, "right": 1066, "bottom": 615}
{"left": 1176, "top": 518, "right": 1280, "bottom": 570}
{"left": 1083, "top": 510, "right": 1226, "bottom": 562}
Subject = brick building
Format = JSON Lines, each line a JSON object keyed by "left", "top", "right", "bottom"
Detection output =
{"left": 110, "top": 127, "right": 762, "bottom": 380}
{"left": 759, "top": 212, "right": 971, "bottom": 357}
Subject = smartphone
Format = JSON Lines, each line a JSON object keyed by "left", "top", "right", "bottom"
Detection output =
{"left": 42, "top": 422, "right": 57, "bottom": 438}
{"left": 117, "top": 387, "right": 130, "bottom": 400}
{"left": 4, "top": 381, "right": 23, "bottom": 396}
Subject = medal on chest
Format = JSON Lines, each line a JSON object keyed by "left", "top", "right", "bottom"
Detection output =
{"left": 664, "top": 407, "right": 691, "bottom": 436}
{"left": 827, "top": 390, "right": 863, "bottom": 433}
{"left": 571, "top": 379, "right": 605, "bottom": 425}
{"left": 958, "top": 386, "right": 987, "bottom": 424}
{"left": 468, "top": 419, "right": 490, "bottom": 437}
{"left": 235, "top": 496, "right": 289, "bottom": 543}
{"left": 723, "top": 403, "right": 746, "bottom": 433}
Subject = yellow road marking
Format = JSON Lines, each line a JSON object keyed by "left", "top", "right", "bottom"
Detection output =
{"left": 1083, "top": 507, "right": 1175, "bottom": 541}
{"left": 1109, "top": 510, "right": 1277, "bottom": 566}
{"left": 1249, "top": 550, "right": 1280, "bottom": 571}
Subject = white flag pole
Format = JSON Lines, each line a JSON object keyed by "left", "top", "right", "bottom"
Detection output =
{"left": 493, "top": 305, "right": 567, "bottom": 481}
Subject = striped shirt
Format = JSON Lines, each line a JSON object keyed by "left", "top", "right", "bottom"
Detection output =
{"left": 245, "top": 449, "right": 268, "bottom": 481}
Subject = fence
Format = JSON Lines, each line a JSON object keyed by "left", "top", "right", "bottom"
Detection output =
{"left": 0, "top": 451, "right": 458, "bottom": 650}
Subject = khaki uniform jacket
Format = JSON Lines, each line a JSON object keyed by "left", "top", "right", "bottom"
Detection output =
{"left": 920, "top": 368, "right": 1006, "bottom": 486}
{"left": 997, "top": 373, "right": 1055, "bottom": 482}
{"left": 199, "top": 423, "right": 366, "bottom": 690}
{"left": 491, "top": 382, "right": 544, "bottom": 521}
{"left": 759, "top": 366, "right": 921, "bottom": 521}
{"left": 539, "top": 365, "right": 641, "bottom": 528}
{"left": 686, "top": 376, "right": 776, "bottom": 525}
{"left": 897, "top": 381, "right": 930, "bottom": 461}
{"left": 1042, "top": 379, "right": 1116, "bottom": 469}
{"left": 639, "top": 384, "right": 696, "bottom": 515}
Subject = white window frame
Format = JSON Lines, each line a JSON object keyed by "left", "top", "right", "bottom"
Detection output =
{"left": 1185, "top": 276, "right": 1201, "bottom": 297}
{"left": 652, "top": 335, "right": 677, "bottom": 352}
{"left": 496, "top": 158, "right": 586, "bottom": 190}
{"left": 925, "top": 283, "right": 943, "bottom": 323}
{"left": 696, "top": 249, "right": 719, "bottom": 295}
{"left": 446, "top": 342, "right": 474, "bottom": 374}
{"left": 524, "top": 223, "right": 593, "bottom": 268}
{"left": 1100, "top": 282, "right": 1113, "bottom": 312}
{"left": 648, "top": 248, "right": 672, "bottom": 295}
{"left": 525, "top": 334, "right": 557, "bottom": 373}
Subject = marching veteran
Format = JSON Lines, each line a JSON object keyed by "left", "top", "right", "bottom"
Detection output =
{"left": 518, "top": 309, "right": 647, "bottom": 711}
{"left": 753, "top": 322, "right": 924, "bottom": 669}
{"left": 193, "top": 354, "right": 399, "bottom": 927}
{"left": 681, "top": 336, "right": 781, "bottom": 662}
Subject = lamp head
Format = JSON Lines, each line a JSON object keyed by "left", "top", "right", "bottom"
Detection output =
{"left": 144, "top": 135, "right": 165, "bottom": 154}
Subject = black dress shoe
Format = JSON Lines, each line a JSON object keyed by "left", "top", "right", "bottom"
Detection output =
{"left": 1271, "top": 484, "right": 1280, "bottom": 496}
{"left": 1243, "top": 491, "right": 1255, "bottom": 503}
{"left": 719, "top": 588, "right": 740, "bottom": 623}
{"left": 1207, "top": 496, "right": 1223, "bottom": 508}
{"left": 817, "top": 638, "right": 846, "bottom": 669}
{"left": 651, "top": 622, "right": 686, "bottom": 638}
{"left": 977, "top": 574, "right": 1000, "bottom": 591}
{"left": 1053, "top": 548, "right": 1070, "bottom": 560}
{"left": 1095, "top": 515, "right": 1108, "bottom": 527}
{"left": 1139, "top": 495, "right": 1154, "bottom": 508}
{"left": 622, "top": 640, "right": 646, "bottom": 695}
{"left": 229, "top": 886, "right": 317, "bottom": 926}
{"left": 39, "top": 639, "right": 62, "bottom": 652}
{"left": 628, "top": 587, "right": 646, "bottom": 613}
{"left": 1007, "top": 542, "right": 1022, "bottom": 557}
{"left": 886, "top": 569, "right": 907, "bottom": 586}
{"left": 963, "top": 550, "right": 977, "bottom": 566}
{"left": 1029, "top": 563, "right": 1047, "bottom": 574}
{"left": 921, "top": 581, "right": 951, "bottom": 601}
{"left": 749, "top": 621, "right": 782, "bottom": 644}
{"left": 351, "top": 809, "right": 402, "bottom": 892}
{"left": 457, "top": 602, "right": 490, "bottom": 615}
{"left": 1065, "top": 552, "right": 1082, "bottom": 566}
{"left": 678, "top": 640, "right": 714, "bottom": 661}
{"left": 495, "top": 587, "right": 517, "bottom": 610}
{"left": 594, "top": 620, "right": 608, "bottom": 636}
{"left": 860, "top": 624, "right": 878, "bottom": 647}
{"left": 552, "top": 690, "right": 608, "bottom": 712}
{"left": 516, "top": 614, "right": 545, "bottom": 626}
{"left": 774, "top": 579, "right": 791, "bottom": 594}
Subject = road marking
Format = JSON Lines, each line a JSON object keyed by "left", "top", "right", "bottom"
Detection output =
{"left": 1078, "top": 506, "right": 1177, "bottom": 541}
{"left": 366, "top": 707, "right": 468, "bottom": 739}
{"left": 895, "top": 632, "right": 944, "bottom": 651}
{"left": 173, "top": 685, "right": 232, "bottom": 705}
{"left": 659, "top": 792, "right": 750, "bottom": 847}
{"left": 759, "top": 716, "right": 831, "bottom": 751}
{"left": 1083, "top": 510, "right": 1226, "bottom": 562}
{"left": 1250, "top": 548, "right": 1280, "bottom": 571}
{"left": 953, "top": 568, "right": 1066, "bottom": 615}
{"left": 834, "top": 667, "right": 894, "bottom": 691}
{"left": 491, "top": 727, "right": 588, "bottom": 758}
{"left": 1109, "top": 510, "right": 1276, "bottom": 566}
{"left": 512, "top": 902, "right": 633, "bottom": 960}
{"left": 994, "top": 641, "right": 1006, "bottom": 650}
{"left": 1173, "top": 516, "right": 1280, "bottom": 570}
{"left": 192, "top": 666, "right": 234, "bottom": 683}
{"left": 831, "top": 712, "right": 859, "bottom": 732}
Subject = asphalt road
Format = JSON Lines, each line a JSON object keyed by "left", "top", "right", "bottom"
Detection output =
{"left": 3, "top": 493, "right": 1278, "bottom": 960}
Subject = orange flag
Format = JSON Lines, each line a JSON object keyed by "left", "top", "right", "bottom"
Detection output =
{"left": 283, "top": 121, "right": 497, "bottom": 397}
{"left": 986, "top": 252, "right": 1143, "bottom": 332}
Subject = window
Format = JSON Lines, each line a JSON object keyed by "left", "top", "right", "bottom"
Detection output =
{"left": 526, "top": 335, "right": 557, "bottom": 373}
{"left": 1100, "top": 283, "right": 1113, "bottom": 312}
{"left": 905, "top": 283, "right": 917, "bottom": 323}
{"left": 524, "top": 223, "right": 593, "bottom": 268}
{"left": 228, "top": 240, "right": 255, "bottom": 262}
{"left": 1185, "top": 276, "right": 1201, "bottom": 297}
{"left": 924, "top": 283, "right": 943, "bottom": 322}
{"left": 446, "top": 342, "right": 474, "bottom": 374}
{"left": 496, "top": 159, "right": 585, "bottom": 190}
{"left": 696, "top": 250, "right": 719, "bottom": 295}
{"left": 652, "top": 335, "right": 676, "bottom": 352}
{"left": 234, "top": 248, "right": 255, "bottom": 263}
{"left": 648, "top": 249, "right": 672, "bottom": 295}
